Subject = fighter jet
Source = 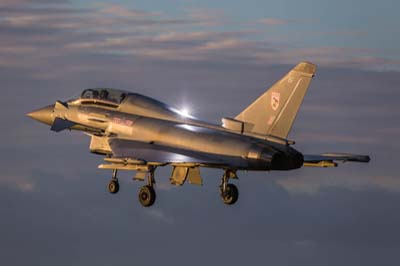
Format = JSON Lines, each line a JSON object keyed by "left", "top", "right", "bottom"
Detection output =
{"left": 27, "top": 62, "right": 370, "bottom": 207}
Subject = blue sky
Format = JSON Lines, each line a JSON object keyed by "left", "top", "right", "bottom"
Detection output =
{"left": 71, "top": 0, "right": 400, "bottom": 61}
{"left": 1, "top": 1, "right": 400, "bottom": 265}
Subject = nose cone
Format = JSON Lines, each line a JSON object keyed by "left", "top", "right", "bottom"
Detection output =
{"left": 27, "top": 105, "right": 54, "bottom": 125}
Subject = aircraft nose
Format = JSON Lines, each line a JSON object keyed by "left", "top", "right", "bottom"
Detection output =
{"left": 26, "top": 105, "right": 54, "bottom": 125}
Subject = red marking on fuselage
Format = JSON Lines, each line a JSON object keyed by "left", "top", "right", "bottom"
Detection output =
{"left": 113, "top": 117, "right": 134, "bottom": 126}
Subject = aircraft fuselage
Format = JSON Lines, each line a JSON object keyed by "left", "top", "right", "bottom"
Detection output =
{"left": 41, "top": 100, "right": 304, "bottom": 171}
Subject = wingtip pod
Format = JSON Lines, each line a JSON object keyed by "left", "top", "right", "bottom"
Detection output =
{"left": 321, "top": 153, "right": 371, "bottom": 163}
{"left": 304, "top": 153, "right": 371, "bottom": 168}
{"left": 350, "top": 154, "right": 371, "bottom": 163}
{"left": 293, "top": 61, "right": 317, "bottom": 76}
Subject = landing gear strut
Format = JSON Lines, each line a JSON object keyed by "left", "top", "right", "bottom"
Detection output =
{"left": 108, "top": 169, "right": 119, "bottom": 194}
{"left": 138, "top": 168, "right": 156, "bottom": 207}
{"left": 219, "top": 170, "right": 239, "bottom": 205}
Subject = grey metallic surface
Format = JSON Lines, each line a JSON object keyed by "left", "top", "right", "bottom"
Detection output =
{"left": 26, "top": 105, "right": 54, "bottom": 126}
{"left": 29, "top": 93, "right": 304, "bottom": 171}
{"left": 26, "top": 62, "right": 370, "bottom": 204}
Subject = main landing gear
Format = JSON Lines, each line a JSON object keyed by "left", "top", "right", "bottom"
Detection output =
{"left": 219, "top": 170, "right": 239, "bottom": 205}
{"left": 107, "top": 168, "right": 157, "bottom": 207}
{"left": 138, "top": 185, "right": 156, "bottom": 207}
{"left": 138, "top": 169, "right": 156, "bottom": 207}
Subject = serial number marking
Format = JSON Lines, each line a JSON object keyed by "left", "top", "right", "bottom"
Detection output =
{"left": 113, "top": 117, "right": 134, "bottom": 126}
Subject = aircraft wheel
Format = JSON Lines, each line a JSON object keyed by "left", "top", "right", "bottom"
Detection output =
{"left": 138, "top": 185, "right": 156, "bottom": 207}
{"left": 221, "top": 183, "right": 239, "bottom": 205}
{"left": 108, "top": 179, "right": 119, "bottom": 194}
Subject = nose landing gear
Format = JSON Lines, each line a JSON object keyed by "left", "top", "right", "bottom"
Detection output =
{"left": 108, "top": 169, "right": 119, "bottom": 194}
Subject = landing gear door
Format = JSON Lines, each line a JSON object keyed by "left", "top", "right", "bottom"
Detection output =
{"left": 170, "top": 166, "right": 203, "bottom": 186}
{"left": 187, "top": 167, "right": 202, "bottom": 185}
{"left": 170, "top": 166, "right": 188, "bottom": 186}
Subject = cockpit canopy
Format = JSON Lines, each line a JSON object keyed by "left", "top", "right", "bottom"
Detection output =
{"left": 75, "top": 88, "right": 194, "bottom": 121}
{"left": 80, "top": 88, "right": 127, "bottom": 104}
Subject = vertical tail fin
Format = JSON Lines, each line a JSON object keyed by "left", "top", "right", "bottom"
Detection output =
{"left": 235, "top": 62, "right": 316, "bottom": 139}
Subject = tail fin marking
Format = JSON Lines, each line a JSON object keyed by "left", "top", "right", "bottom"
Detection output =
{"left": 235, "top": 62, "right": 316, "bottom": 138}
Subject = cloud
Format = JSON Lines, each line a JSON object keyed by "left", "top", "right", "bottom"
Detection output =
{"left": 0, "top": 0, "right": 397, "bottom": 75}
{"left": 197, "top": 39, "right": 243, "bottom": 51}
{"left": 0, "top": 11, "right": 396, "bottom": 82}
{"left": 259, "top": 18, "right": 294, "bottom": 25}
{"left": 342, "top": 56, "right": 400, "bottom": 71}
{"left": 97, "top": 4, "right": 158, "bottom": 18}
{"left": 0, "top": 0, "right": 67, "bottom": 7}
{"left": 294, "top": 132, "right": 380, "bottom": 145}
{"left": 146, "top": 208, "right": 174, "bottom": 224}
{"left": 184, "top": 7, "right": 226, "bottom": 26}
{"left": 0, "top": 174, "right": 35, "bottom": 192}
{"left": 315, "top": 30, "right": 368, "bottom": 37}
{"left": 277, "top": 175, "right": 400, "bottom": 195}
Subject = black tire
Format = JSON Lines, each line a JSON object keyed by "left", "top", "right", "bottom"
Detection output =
{"left": 221, "top": 183, "right": 239, "bottom": 205}
{"left": 138, "top": 185, "right": 156, "bottom": 207}
{"left": 108, "top": 179, "right": 119, "bottom": 194}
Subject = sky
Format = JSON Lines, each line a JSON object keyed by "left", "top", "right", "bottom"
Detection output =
{"left": 1, "top": 0, "right": 400, "bottom": 265}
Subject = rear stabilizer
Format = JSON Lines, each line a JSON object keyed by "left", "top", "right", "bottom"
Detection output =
{"left": 235, "top": 62, "right": 316, "bottom": 138}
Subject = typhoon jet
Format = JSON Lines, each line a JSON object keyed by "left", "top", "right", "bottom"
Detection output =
{"left": 27, "top": 62, "right": 370, "bottom": 207}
